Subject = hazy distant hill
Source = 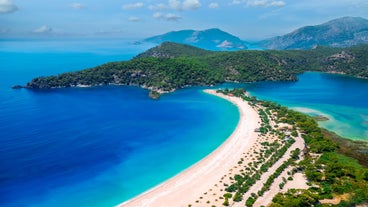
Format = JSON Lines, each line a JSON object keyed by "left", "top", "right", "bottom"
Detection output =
{"left": 144, "top": 28, "right": 248, "bottom": 51}
{"left": 259, "top": 17, "right": 368, "bottom": 50}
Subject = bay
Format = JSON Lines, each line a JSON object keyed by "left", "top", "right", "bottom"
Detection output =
{"left": 235, "top": 72, "right": 368, "bottom": 140}
{"left": 1, "top": 38, "right": 367, "bottom": 207}
{"left": 0, "top": 39, "right": 238, "bottom": 207}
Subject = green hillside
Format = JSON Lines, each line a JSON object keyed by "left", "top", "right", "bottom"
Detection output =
{"left": 24, "top": 42, "right": 368, "bottom": 94}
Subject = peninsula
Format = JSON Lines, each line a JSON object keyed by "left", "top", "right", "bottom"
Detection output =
{"left": 22, "top": 42, "right": 368, "bottom": 96}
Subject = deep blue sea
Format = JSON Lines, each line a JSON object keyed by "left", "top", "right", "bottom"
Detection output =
{"left": 0, "top": 39, "right": 239, "bottom": 207}
{"left": 0, "top": 39, "right": 367, "bottom": 207}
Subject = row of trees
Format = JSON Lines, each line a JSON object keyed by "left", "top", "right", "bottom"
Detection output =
{"left": 217, "top": 89, "right": 299, "bottom": 207}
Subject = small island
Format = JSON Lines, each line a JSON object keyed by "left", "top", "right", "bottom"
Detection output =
{"left": 11, "top": 85, "right": 23, "bottom": 89}
{"left": 149, "top": 90, "right": 161, "bottom": 100}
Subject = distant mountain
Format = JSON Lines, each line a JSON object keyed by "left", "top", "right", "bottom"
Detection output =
{"left": 144, "top": 28, "right": 248, "bottom": 51}
{"left": 259, "top": 17, "right": 368, "bottom": 50}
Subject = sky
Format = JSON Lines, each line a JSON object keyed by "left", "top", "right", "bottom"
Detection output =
{"left": 1, "top": 0, "right": 368, "bottom": 40}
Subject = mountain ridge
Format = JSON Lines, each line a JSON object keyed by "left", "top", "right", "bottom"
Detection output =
{"left": 144, "top": 28, "right": 248, "bottom": 51}
{"left": 143, "top": 16, "right": 368, "bottom": 50}
{"left": 259, "top": 16, "right": 368, "bottom": 49}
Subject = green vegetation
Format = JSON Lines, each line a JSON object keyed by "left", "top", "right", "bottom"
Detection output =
{"left": 25, "top": 57, "right": 223, "bottom": 93}
{"left": 257, "top": 149, "right": 301, "bottom": 198}
{"left": 217, "top": 88, "right": 368, "bottom": 207}
{"left": 148, "top": 90, "right": 161, "bottom": 99}
{"left": 257, "top": 93, "right": 368, "bottom": 207}
{"left": 24, "top": 42, "right": 368, "bottom": 95}
{"left": 270, "top": 189, "right": 319, "bottom": 207}
{"left": 312, "top": 115, "right": 330, "bottom": 122}
{"left": 215, "top": 88, "right": 301, "bottom": 206}
{"left": 321, "top": 129, "right": 368, "bottom": 167}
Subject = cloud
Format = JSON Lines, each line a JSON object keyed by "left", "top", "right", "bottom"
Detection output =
{"left": 153, "top": 12, "right": 182, "bottom": 21}
{"left": 208, "top": 2, "right": 219, "bottom": 9}
{"left": 168, "top": 0, "right": 201, "bottom": 11}
{"left": 0, "top": 0, "right": 18, "bottom": 14}
{"left": 33, "top": 25, "right": 53, "bottom": 33}
{"left": 182, "top": 0, "right": 201, "bottom": 10}
{"left": 153, "top": 12, "right": 162, "bottom": 18}
{"left": 128, "top": 16, "right": 141, "bottom": 22}
{"left": 165, "top": 13, "right": 182, "bottom": 21}
{"left": 246, "top": 0, "right": 285, "bottom": 7}
{"left": 231, "top": 0, "right": 285, "bottom": 7}
{"left": 148, "top": 3, "right": 168, "bottom": 10}
{"left": 69, "top": 3, "right": 86, "bottom": 10}
{"left": 169, "top": 0, "right": 181, "bottom": 10}
{"left": 122, "top": 2, "right": 144, "bottom": 10}
{"left": 231, "top": 0, "right": 243, "bottom": 5}
{"left": 149, "top": 0, "right": 201, "bottom": 11}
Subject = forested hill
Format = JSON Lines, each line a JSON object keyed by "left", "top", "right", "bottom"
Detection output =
{"left": 24, "top": 42, "right": 368, "bottom": 94}
{"left": 135, "top": 42, "right": 212, "bottom": 58}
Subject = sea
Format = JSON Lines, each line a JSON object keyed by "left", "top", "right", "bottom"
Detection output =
{"left": 0, "top": 38, "right": 367, "bottom": 207}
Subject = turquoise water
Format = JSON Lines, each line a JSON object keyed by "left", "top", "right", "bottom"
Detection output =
{"left": 1, "top": 38, "right": 367, "bottom": 207}
{"left": 0, "top": 39, "right": 239, "bottom": 207}
{"left": 235, "top": 72, "right": 368, "bottom": 140}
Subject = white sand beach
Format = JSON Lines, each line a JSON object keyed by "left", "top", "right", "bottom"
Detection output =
{"left": 118, "top": 89, "right": 261, "bottom": 207}
{"left": 119, "top": 89, "right": 307, "bottom": 207}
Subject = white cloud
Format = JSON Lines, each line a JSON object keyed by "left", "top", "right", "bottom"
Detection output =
{"left": 148, "top": 3, "right": 168, "bottom": 10}
{"left": 168, "top": 0, "right": 201, "bottom": 11}
{"left": 0, "top": 0, "right": 18, "bottom": 14}
{"left": 169, "top": 0, "right": 181, "bottom": 10}
{"left": 128, "top": 16, "right": 141, "bottom": 22}
{"left": 231, "top": 0, "right": 243, "bottom": 5}
{"left": 69, "top": 3, "right": 86, "bottom": 10}
{"left": 289, "top": 0, "right": 368, "bottom": 12}
{"left": 208, "top": 2, "right": 219, "bottom": 9}
{"left": 166, "top": 13, "right": 182, "bottom": 21}
{"left": 122, "top": 2, "right": 144, "bottom": 10}
{"left": 153, "top": 12, "right": 181, "bottom": 21}
{"left": 231, "top": 0, "right": 285, "bottom": 7}
{"left": 246, "top": 0, "right": 285, "bottom": 7}
{"left": 153, "top": 12, "right": 163, "bottom": 18}
{"left": 182, "top": 0, "right": 201, "bottom": 10}
{"left": 33, "top": 25, "right": 53, "bottom": 33}
{"left": 149, "top": 0, "right": 201, "bottom": 11}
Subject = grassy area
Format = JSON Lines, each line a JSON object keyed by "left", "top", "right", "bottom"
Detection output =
{"left": 322, "top": 129, "right": 368, "bottom": 167}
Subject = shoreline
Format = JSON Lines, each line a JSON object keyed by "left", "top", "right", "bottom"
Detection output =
{"left": 118, "top": 89, "right": 261, "bottom": 207}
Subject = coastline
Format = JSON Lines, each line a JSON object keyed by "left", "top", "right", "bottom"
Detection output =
{"left": 118, "top": 89, "right": 261, "bottom": 207}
